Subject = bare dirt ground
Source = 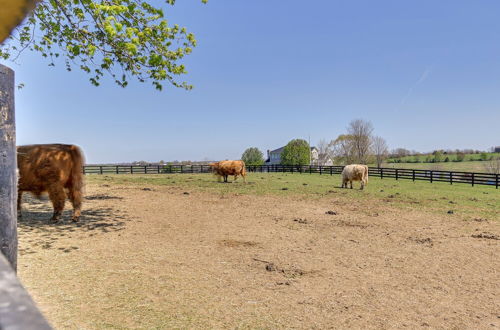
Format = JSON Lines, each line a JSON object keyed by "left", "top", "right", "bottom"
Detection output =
{"left": 18, "top": 180, "right": 500, "bottom": 329}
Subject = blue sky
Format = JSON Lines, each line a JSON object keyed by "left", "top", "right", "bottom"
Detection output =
{"left": 3, "top": 0, "right": 500, "bottom": 163}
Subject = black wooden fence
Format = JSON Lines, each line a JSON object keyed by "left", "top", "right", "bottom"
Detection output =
{"left": 83, "top": 164, "right": 499, "bottom": 188}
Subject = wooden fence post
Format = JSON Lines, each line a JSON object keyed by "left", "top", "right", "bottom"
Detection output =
{"left": 0, "top": 64, "right": 17, "bottom": 271}
{"left": 449, "top": 172, "right": 453, "bottom": 185}
{"left": 430, "top": 171, "right": 433, "bottom": 183}
{"left": 471, "top": 173, "right": 474, "bottom": 187}
{"left": 412, "top": 169, "right": 415, "bottom": 182}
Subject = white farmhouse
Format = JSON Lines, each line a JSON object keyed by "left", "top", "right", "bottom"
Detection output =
{"left": 265, "top": 146, "right": 333, "bottom": 166}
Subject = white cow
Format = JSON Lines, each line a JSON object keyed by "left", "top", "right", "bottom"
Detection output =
{"left": 341, "top": 164, "right": 369, "bottom": 190}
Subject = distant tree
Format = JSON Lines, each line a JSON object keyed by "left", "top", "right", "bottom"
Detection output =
{"left": 480, "top": 152, "right": 489, "bottom": 161}
{"left": 330, "top": 134, "right": 355, "bottom": 165}
{"left": 372, "top": 136, "right": 388, "bottom": 168}
{"left": 444, "top": 156, "right": 450, "bottom": 162}
{"left": 281, "top": 139, "right": 310, "bottom": 165}
{"left": 347, "top": 119, "right": 373, "bottom": 164}
{"left": 456, "top": 152, "right": 466, "bottom": 162}
{"left": 483, "top": 156, "right": 500, "bottom": 174}
{"left": 434, "top": 151, "right": 443, "bottom": 163}
{"left": 392, "top": 148, "right": 411, "bottom": 158}
{"left": 316, "top": 139, "right": 333, "bottom": 165}
{"left": 241, "top": 147, "right": 264, "bottom": 166}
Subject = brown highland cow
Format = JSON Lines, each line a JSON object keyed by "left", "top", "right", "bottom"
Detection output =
{"left": 209, "top": 160, "right": 247, "bottom": 183}
{"left": 17, "top": 144, "right": 85, "bottom": 222}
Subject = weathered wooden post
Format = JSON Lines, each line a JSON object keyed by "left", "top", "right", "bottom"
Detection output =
{"left": 0, "top": 64, "right": 17, "bottom": 271}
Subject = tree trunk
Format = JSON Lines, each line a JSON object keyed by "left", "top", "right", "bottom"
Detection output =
{"left": 0, "top": 64, "right": 17, "bottom": 271}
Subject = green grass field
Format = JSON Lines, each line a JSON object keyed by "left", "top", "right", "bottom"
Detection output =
{"left": 87, "top": 172, "right": 499, "bottom": 220}
{"left": 387, "top": 152, "right": 500, "bottom": 163}
{"left": 383, "top": 152, "right": 500, "bottom": 172}
{"left": 380, "top": 160, "right": 496, "bottom": 172}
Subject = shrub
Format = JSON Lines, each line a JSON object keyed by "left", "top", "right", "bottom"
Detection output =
{"left": 281, "top": 139, "right": 310, "bottom": 165}
{"left": 241, "top": 147, "right": 265, "bottom": 166}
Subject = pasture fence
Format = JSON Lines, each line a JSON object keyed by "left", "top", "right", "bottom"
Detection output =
{"left": 83, "top": 164, "right": 499, "bottom": 189}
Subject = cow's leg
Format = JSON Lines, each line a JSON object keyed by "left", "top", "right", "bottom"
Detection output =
{"left": 17, "top": 191, "right": 23, "bottom": 218}
{"left": 224, "top": 175, "right": 228, "bottom": 183}
{"left": 47, "top": 184, "right": 66, "bottom": 223}
{"left": 67, "top": 188, "right": 82, "bottom": 222}
{"left": 360, "top": 180, "right": 365, "bottom": 190}
{"left": 350, "top": 181, "right": 353, "bottom": 189}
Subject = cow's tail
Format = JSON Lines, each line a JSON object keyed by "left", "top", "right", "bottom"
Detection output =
{"left": 241, "top": 162, "right": 247, "bottom": 183}
{"left": 363, "top": 165, "right": 369, "bottom": 184}
{"left": 69, "top": 145, "right": 85, "bottom": 201}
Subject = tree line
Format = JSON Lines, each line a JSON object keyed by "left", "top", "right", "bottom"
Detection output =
{"left": 241, "top": 119, "right": 390, "bottom": 167}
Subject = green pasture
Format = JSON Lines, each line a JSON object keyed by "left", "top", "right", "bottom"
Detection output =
{"left": 87, "top": 172, "right": 499, "bottom": 220}
{"left": 380, "top": 161, "right": 495, "bottom": 172}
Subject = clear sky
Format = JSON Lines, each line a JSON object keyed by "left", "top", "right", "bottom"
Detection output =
{"left": 3, "top": 0, "right": 500, "bottom": 163}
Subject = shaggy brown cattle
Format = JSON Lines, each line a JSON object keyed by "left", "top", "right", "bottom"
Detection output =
{"left": 341, "top": 164, "right": 369, "bottom": 190}
{"left": 209, "top": 160, "right": 247, "bottom": 183}
{"left": 17, "top": 144, "right": 85, "bottom": 222}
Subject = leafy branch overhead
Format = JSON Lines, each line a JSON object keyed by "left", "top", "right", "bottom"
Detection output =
{"left": 0, "top": 0, "right": 207, "bottom": 90}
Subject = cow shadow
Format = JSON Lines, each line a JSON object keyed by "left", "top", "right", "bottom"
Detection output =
{"left": 18, "top": 194, "right": 129, "bottom": 255}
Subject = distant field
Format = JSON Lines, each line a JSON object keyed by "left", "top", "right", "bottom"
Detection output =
{"left": 18, "top": 173, "right": 499, "bottom": 329}
{"left": 387, "top": 152, "right": 500, "bottom": 163}
{"left": 380, "top": 160, "right": 496, "bottom": 172}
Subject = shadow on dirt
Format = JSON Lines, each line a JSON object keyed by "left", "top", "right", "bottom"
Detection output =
{"left": 18, "top": 194, "right": 129, "bottom": 255}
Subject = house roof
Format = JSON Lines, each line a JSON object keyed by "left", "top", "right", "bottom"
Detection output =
{"left": 269, "top": 146, "right": 317, "bottom": 153}
{"left": 269, "top": 146, "right": 285, "bottom": 153}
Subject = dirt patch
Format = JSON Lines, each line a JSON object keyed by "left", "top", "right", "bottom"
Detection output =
{"left": 254, "top": 258, "right": 306, "bottom": 279}
{"left": 408, "top": 237, "right": 434, "bottom": 246}
{"left": 333, "top": 219, "right": 369, "bottom": 228}
{"left": 85, "top": 194, "right": 123, "bottom": 200}
{"left": 471, "top": 232, "right": 499, "bottom": 240}
{"left": 17, "top": 181, "right": 500, "bottom": 329}
{"left": 218, "top": 239, "right": 260, "bottom": 248}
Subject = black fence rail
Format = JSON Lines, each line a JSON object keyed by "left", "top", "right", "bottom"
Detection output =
{"left": 83, "top": 165, "right": 499, "bottom": 188}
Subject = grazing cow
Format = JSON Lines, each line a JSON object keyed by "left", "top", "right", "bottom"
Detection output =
{"left": 341, "top": 164, "right": 369, "bottom": 190}
{"left": 17, "top": 144, "right": 85, "bottom": 222}
{"left": 209, "top": 160, "right": 247, "bottom": 183}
